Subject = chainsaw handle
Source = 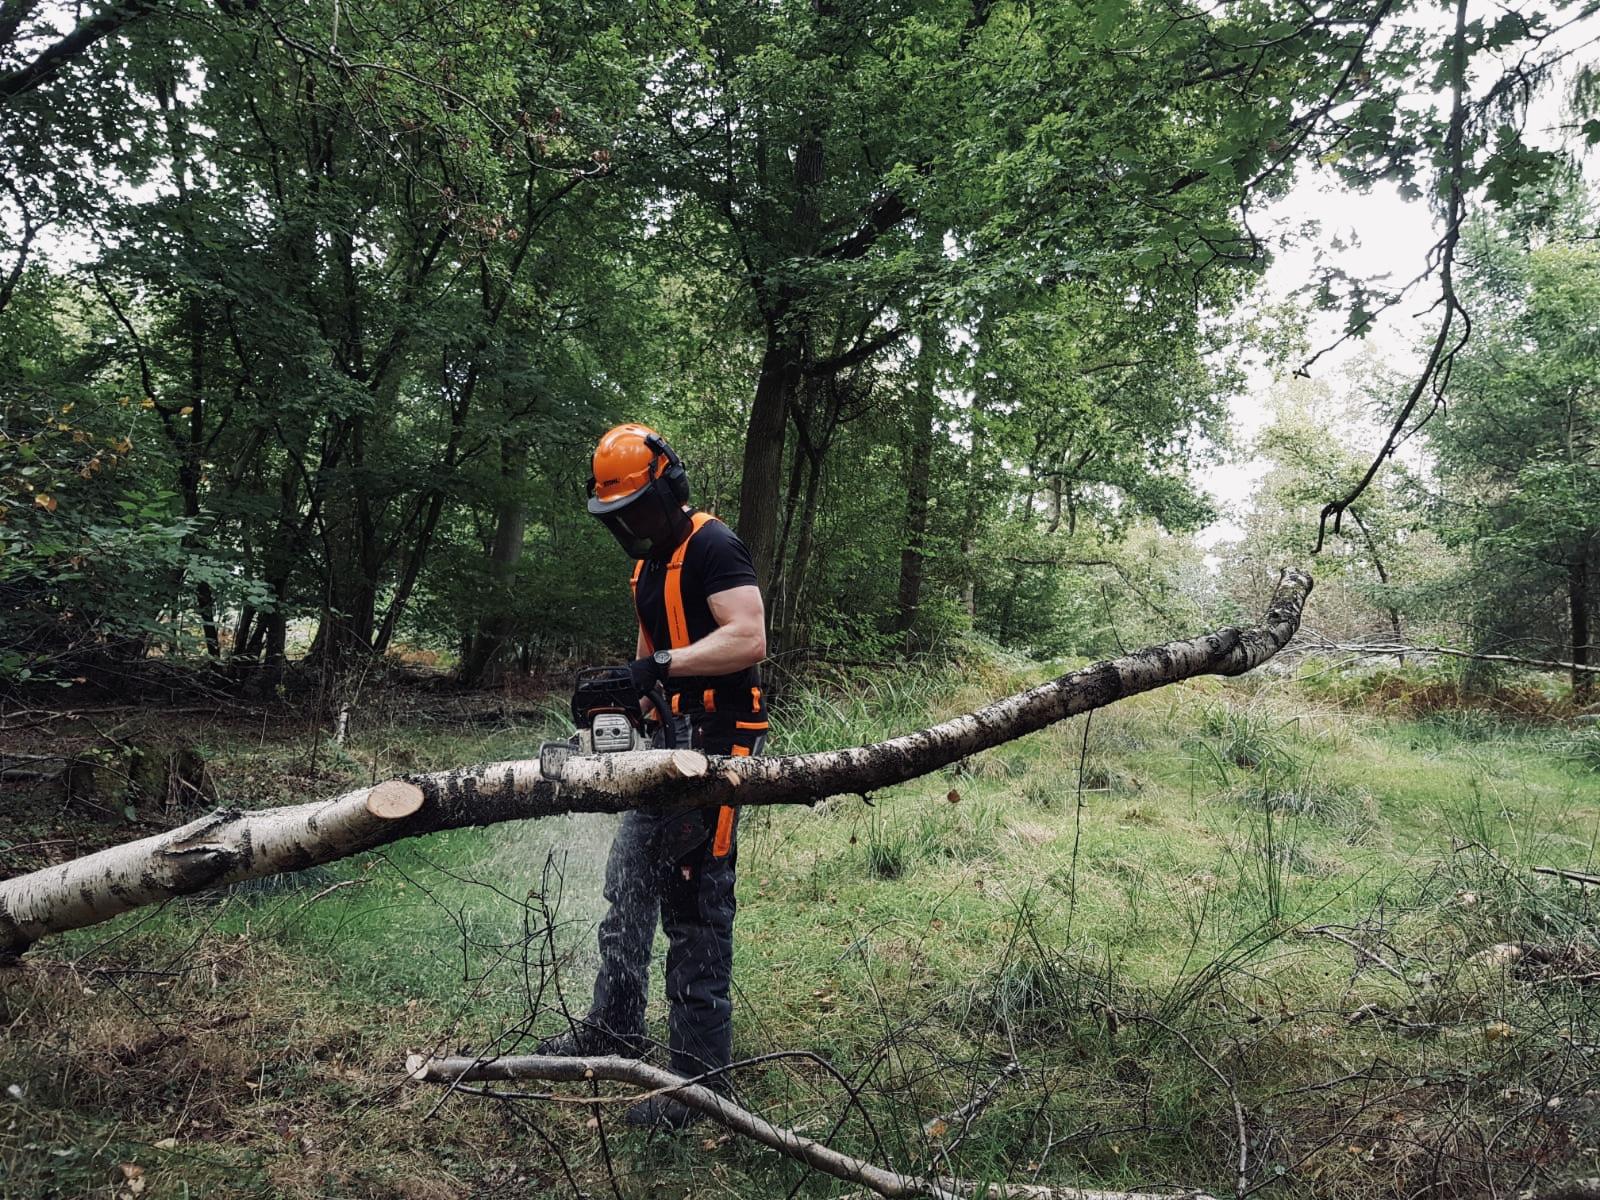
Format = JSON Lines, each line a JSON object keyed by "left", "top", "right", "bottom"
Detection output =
{"left": 648, "top": 683, "right": 677, "bottom": 750}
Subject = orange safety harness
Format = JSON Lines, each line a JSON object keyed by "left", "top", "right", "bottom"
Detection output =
{"left": 629, "top": 512, "right": 758, "bottom": 858}
{"left": 630, "top": 510, "right": 717, "bottom": 655}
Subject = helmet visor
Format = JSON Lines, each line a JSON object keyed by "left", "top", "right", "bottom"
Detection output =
{"left": 592, "top": 481, "right": 682, "bottom": 559}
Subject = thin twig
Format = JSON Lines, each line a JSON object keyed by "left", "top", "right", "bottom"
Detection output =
{"left": 1300, "top": 926, "right": 1409, "bottom": 984}
{"left": 1128, "top": 1016, "right": 1248, "bottom": 1199}
{"left": 1533, "top": 866, "right": 1600, "bottom": 889}
{"left": 923, "top": 1059, "right": 1022, "bottom": 1154}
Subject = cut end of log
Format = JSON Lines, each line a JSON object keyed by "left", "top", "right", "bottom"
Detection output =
{"left": 667, "top": 749, "right": 708, "bottom": 779}
{"left": 367, "top": 780, "right": 425, "bottom": 821}
{"left": 405, "top": 1053, "right": 429, "bottom": 1082}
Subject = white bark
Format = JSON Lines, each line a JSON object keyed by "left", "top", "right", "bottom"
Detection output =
{"left": 408, "top": 1053, "right": 1216, "bottom": 1200}
{"left": 0, "top": 570, "right": 1311, "bottom": 957}
{"left": 0, "top": 781, "right": 421, "bottom": 956}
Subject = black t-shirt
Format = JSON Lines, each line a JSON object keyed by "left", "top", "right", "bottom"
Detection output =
{"left": 633, "top": 515, "right": 765, "bottom": 714}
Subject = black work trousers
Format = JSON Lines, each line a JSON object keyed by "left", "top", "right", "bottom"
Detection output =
{"left": 585, "top": 714, "right": 759, "bottom": 1081}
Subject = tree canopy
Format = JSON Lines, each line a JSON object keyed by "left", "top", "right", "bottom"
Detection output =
{"left": 2, "top": 0, "right": 1598, "bottom": 689}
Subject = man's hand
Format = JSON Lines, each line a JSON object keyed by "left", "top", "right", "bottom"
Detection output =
{"left": 628, "top": 655, "right": 666, "bottom": 697}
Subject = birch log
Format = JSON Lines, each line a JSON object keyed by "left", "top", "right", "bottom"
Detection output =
{"left": 0, "top": 570, "right": 1311, "bottom": 958}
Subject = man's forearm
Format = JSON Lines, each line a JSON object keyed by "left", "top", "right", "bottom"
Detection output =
{"left": 665, "top": 623, "right": 765, "bottom": 677}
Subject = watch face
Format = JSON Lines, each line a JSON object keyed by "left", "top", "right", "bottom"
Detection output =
{"left": 654, "top": 650, "right": 671, "bottom": 666}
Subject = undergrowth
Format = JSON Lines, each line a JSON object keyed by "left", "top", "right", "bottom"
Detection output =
{"left": 1, "top": 659, "right": 1596, "bottom": 1200}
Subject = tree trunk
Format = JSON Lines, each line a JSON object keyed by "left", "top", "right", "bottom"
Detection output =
{"left": 777, "top": 448, "right": 825, "bottom": 652}
{"left": 1572, "top": 541, "right": 1592, "bottom": 702}
{"left": 0, "top": 571, "right": 1312, "bottom": 958}
{"left": 0, "top": 183, "right": 39, "bottom": 320}
{"left": 309, "top": 417, "right": 382, "bottom": 672}
{"left": 738, "top": 327, "right": 803, "bottom": 590}
{"left": 739, "top": 98, "right": 822, "bottom": 589}
{"left": 231, "top": 605, "right": 255, "bottom": 658}
{"left": 372, "top": 488, "right": 446, "bottom": 658}
{"left": 961, "top": 322, "right": 993, "bottom": 621}
{"left": 252, "top": 423, "right": 317, "bottom": 671}
{"left": 373, "top": 367, "right": 476, "bottom": 657}
{"left": 769, "top": 440, "right": 810, "bottom": 635}
{"left": 1346, "top": 507, "right": 1403, "bottom": 662}
{"left": 460, "top": 444, "right": 528, "bottom": 687}
{"left": 895, "top": 336, "right": 938, "bottom": 638}
{"left": 263, "top": 605, "right": 288, "bottom": 668}
{"left": 998, "top": 565, "right": 1025, "bottom": 645}
{"left": 159, "top": 79, "right": 223, "bottom": 658}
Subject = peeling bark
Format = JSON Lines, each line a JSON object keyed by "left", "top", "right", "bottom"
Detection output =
{"left": 0, "top": 571, "right": 1311, "bottom": 958}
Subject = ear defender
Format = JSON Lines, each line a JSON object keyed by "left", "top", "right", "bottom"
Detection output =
{"left": 644, "top": 433, "right": 691, "bottom": 505}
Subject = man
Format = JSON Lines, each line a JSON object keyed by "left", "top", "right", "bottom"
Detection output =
{"left": 539, "top": 422, "right": 768, "bottom": 1130}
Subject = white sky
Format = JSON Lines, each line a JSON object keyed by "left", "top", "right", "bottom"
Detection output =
{"left": 1196, "top": 29, "right": 1600, "bottom": 551}
{"left": 1195, "top": 175, "right": 1432, "bottom": 548}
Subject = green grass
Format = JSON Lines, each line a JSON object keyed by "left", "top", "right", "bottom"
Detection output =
{"left": 2, "top": 663, "right": 1597, "bottom": 1199}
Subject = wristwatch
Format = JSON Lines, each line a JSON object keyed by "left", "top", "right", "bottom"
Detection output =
{"left": 652, "top": 649, "right": 672, "bottom": 677}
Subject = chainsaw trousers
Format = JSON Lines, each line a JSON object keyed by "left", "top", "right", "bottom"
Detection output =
{"left": 585, "top": 715, "right": 759, "bottom": 1082}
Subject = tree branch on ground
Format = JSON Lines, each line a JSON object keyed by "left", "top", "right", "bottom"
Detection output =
{"left": 1531, "top": 866, "right": 1600, "bottom": 888}
{"left": 407, "top": 1052, "right": 1218, "bottom": 1200}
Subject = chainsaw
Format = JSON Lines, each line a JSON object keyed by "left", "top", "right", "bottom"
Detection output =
{"left": 538, "top": 666, "right": 675, "bottom": 781}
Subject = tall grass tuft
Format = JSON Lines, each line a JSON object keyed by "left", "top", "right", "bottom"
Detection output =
{"left": 972, "top": 892, "right": 1083, "bottom": 1041}
{"left": 770, "top": 662, "right": 946, "bottom": 753}
{"left": 912, "top": 797, "right": 1002, "bottom": 863}
{"left": 1194, "top": 703, "right": 1302, "bottom": 775}
{"left": 863, "top": 811, "right": 914, "bottom": 880}
{"left": 1232, "top": 771, "right": 1379, "bottom": 842}
{"left": 1548, "top": 724, "right": 1600, "bottom": 772}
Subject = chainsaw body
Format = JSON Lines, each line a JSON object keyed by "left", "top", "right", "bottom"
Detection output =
{"left": 539, "top": 666, "right": 666, "bottom": 780}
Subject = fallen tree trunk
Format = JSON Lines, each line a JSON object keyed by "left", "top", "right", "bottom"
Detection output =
{"left": 0, "top": 570, "right": 1311, "bottom": 958}
{"left": 407, "top": 1052, "right": 1216, "bottom": 1200}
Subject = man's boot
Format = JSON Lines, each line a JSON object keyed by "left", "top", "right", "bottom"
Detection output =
{"left": 624, "top": 1092, "right": 705, "bottom": 1130}
{"left": 535, "top": 1016, "right": 646, "bottom": 1059}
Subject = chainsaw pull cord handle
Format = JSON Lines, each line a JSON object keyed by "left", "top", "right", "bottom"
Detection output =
{"left": 649, "top": 683, "right": 677, "bottom": 750}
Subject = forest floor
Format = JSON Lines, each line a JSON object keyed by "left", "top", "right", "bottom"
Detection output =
{"left": 2, "top": 659, "right": 1598, "bottom": 1200}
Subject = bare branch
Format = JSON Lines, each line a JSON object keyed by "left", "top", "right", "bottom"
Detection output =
{"left": 1313, "top": 0, "right": 1472, "bottom": 554}
{"left": 1301, "top": 636, "right": 1600, "bottom": 676}
{"left": 0, "top": 0, "right": 152, "bottom": 104}
{"left": 923, "top": 1059, "right": 1022, "bottom": 1151}
{"left": 408, "top": 1052, "right": 1216, "bottom": 1200}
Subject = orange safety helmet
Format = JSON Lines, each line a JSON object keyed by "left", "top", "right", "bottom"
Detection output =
{"left": 586, "top": 423, "right": 691, "bottom": 558}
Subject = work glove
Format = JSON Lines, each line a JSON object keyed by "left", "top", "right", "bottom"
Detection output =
{"left": 627, "top": 655, "right": 666, "bottom": 697}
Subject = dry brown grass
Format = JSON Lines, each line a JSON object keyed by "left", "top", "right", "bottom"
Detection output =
{"left": 1352, "top": 673, "right": 1574, "bottom": 721}
{"left": 0, "top": 934, "right": 587, "bottom": 1199}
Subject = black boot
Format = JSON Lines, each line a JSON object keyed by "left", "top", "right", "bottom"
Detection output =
{"left": 535, "top": 1017, "right": 646, "bottom": 1059}
{"left": 624, "top": 1092, "right": 704, "bottom": 1130}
